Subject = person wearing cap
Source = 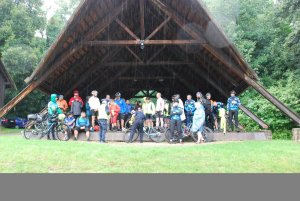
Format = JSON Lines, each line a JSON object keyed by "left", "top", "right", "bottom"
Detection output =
{"left": 68, "top": 90, "right": 84, "bottom": 106}
{"left": 184, "top": 95, "right": 196, "bottom": 127}
{"left": 227, "top": 90, "right": 241, "bottom": 132}
{"left": 127, "top": 107, "right": 146, "bottom": 143}
{"left": 88, "top": 90, "right": 101, "bottom": 132}
{"left": 57, "top": 95, "right": 68, "bottom": 113}
{"left": 142, "top": 97, "right": 156, "bottom": 128}
{"left": 97, "top": 99, "right": 110, "bottom": 143}
{"left": 169, "top": 99, "right": 183, "bottom": 144}
{"left": 114, "top": 92, "right": 127, "bottom": 132}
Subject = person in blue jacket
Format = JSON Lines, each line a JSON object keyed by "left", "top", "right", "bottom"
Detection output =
{"left": 114, "top": 92, "right": 127, "bottom": 132}
{"left": 191, "top": 102, "right": 206, "bottom": 144}
{"left": 128, "top": 107, "right": 145, "bottom": 143}
{"left": 227, "top": 90, "right": 241, "bottom": 132}
{"left": 47, "top": 94, "right": 63, "bottom": 140}
{"left": 74, "top": 111, "right": 90, "bottom": 141}
{"left": 169, "top": 99, "right": 183, "bottom": 144}
{"left": 184, "top": 95, "right": 196, "bottom": 127}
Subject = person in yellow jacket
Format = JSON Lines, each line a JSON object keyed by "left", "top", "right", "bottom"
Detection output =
{"left": 142, "top": 97, "right": 156, "bottom": 128}
{"left": 218, "top": 106, "right": 227, "bottom": 135}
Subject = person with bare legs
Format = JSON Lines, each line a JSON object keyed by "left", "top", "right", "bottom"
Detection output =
{"left": 142, "top": 97, "right": 155, "bottom": 129}
{"left": 155, "top": 92, "right": 165, "bottom": 128}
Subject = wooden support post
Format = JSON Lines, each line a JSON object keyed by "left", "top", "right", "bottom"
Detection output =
{"left": 239, "top": 105, "right": 269, "bottom": 129}
{"left": 140, "top": 0, "right": 145, "bottom": 40}
{"left": 244, "top": 75, "right": 300, "bottom": 125}
{"left": 292, "top": 128, "right": 300, "bottom": 142}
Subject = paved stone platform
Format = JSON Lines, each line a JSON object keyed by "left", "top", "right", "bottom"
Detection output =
{"left": 72, "top": 130, "right": 272, "bottom": 142}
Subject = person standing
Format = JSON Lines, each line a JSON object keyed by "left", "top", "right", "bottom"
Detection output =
{"left": 114, "top": 92, "right": 127, "bottom": 132}
{"left": 98, "top": 99, "right": 109, "bottom": 143}
{"left": 191, "top": 102, "right": 206, "bottom": 144}
{"left": 68, "top": 90, "right": 84, "bottom": 107}
{"left": 128, "top": 107, "right": 145, "bottom": 143}
{"left": 85, "top": 96, "right": 92, "bottom": 129}
{"left": 47, "top": 94, "right": 63, "bottom": 140}
{"left": 71, "top": 96, "right": 83, "bottom": 120}
{"left": 110, "top": 100, "right": 120, "bottom": 131}
{"left": 142, "top": 97, "right": 156, "bottom": 128}
{"left": 227, "top": 90, "right": 241, "bottom": 132}
{"left": 155, "top": 92, "right": 165, "bottom": 128}
{"left": 204, "top": 93, "right": 214, "bottom": 130}
{"left": 57, "top": 95, "right": 68, "bottom": 113}
{"left": 184, "top": 95, "right": 196, "bottom": 127}
{"left": 169, "top": 99, "right": 183, "bottom": 144}
{"left": 88, "top": 90, "right": 101, "bottom": 132}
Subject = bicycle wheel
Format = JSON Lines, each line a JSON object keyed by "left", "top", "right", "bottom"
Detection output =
{"left": 123, "top": 128, "right": 139, "bottom": 142}
{"left": 203, "top": 127, "right": 214, "bottom": 142}
{"left": 23, "top": 126, "right": 43, "bottom": 140}
{"left": 124, "top": 117, "right": 133, "bottom": 130}
{"left": 165, "top": 129, "right": 179, "bottom": 142}
{"left": 149, "top": 128, "right": 165, "bottom": 143}
{"left": 55, "top": 122, "right": 71, "bottom": 141}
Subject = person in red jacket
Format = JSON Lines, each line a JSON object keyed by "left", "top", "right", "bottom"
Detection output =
{"left": 68, "top": 90, "right": 84, "bottom": 107}
{"left": 110, "top": 100, "right": 120, "bottom": 131}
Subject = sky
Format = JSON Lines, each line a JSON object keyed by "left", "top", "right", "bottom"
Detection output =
{"left": 42, "top": 0, "right": 59, "bottom": 19}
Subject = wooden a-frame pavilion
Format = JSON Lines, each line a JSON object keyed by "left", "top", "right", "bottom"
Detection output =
{"left": 0, "top": 0, "right": 299, "bottom": 128}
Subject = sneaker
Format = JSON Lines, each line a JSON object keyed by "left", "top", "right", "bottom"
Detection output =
{"left": 87, "top": 138, "right": 90, "bottom": 141}
{"left": 179, "top": 139, "right": 183, "bottom": 144}
{"left": 90, "top": 127, "right": 94, "bottom": 132}
{"left": 74, "top": 137, "right": 78, "bottom": 141}
{"left": 122, "top": 128, "right": 126, "bottom": 132}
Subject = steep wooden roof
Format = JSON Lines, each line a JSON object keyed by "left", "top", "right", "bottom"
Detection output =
{"left": 0, "top": 59, "right": 16, "bottom": 90}
{"left": 1, "top": 0, "right": 299, "bottom": 126}
{"left": 24, "top": 0, "right": 258, "bottom": 102}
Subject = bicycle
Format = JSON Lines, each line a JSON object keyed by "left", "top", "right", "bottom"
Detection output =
{"left": 123, "top": 126, "right": 165, "bottom": 143}
{"left": 23, "top": 115, "right": 71, "bottom": 141}
{"left": 165, "top": 123, "right": 214, "bottom": 143}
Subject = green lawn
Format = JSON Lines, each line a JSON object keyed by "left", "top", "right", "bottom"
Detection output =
{"left": 0, "top": 126, "right": 22, "bottom": 135}
{"left": 0, "top": 135, "right": 299, "bottom": 173}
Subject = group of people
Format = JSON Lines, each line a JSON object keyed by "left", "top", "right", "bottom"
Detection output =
{"left": 46, "top": 89, "right": 241, "bottom": 144}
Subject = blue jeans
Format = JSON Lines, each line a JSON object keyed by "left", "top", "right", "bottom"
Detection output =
{"left": 186, "top": 114, "right": 193, "bottom": 127}
{"left": 98, "top": 119, "right": 107, "bottom": 142}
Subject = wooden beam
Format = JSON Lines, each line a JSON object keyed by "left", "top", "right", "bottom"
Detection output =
{"left": 125, "top": 46, "right": 144, "bottom": 63}
{"left": 118, "top": 76, "right": 173, "bottom": 80}
{"left": 244, "top": 75, "right": 300, "bottom": 125}
{"left": 140, "top": 0, "right": 145, "bottom": 40}
{"left": 64, "top": 48, "right": 122, "bottom": 96}
{"left": 101, "top": 61, "right": 194, "bottom": 66}
{"left": 146, "top": 16, "right": 171, "bottom": 40}
{"left": 239, "top": 104, "right": 269, "bottom": 129}
{"left": 84, "top": 40, "right": 205, "bottom": 46}
{"left": 115, "top": 18, "right": 140, "bottom": 40}
{"left": 146, "top": 46, "right": 166, "bottom": 63}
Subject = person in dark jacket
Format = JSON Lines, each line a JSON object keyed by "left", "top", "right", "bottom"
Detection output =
{"left": 204, "top": 93, "right": 214, "bottom": 130}
{"left": 71, "top": 95, "right": 83, "bottom": 120}
{"left": 227, "top": 90, "right": 241, "bottom": 132}
{"left": 128, "top": 107, "right": 145, "bottom": 143}
{"left": 169, "top": 100, "right": 183, "bottom": 144}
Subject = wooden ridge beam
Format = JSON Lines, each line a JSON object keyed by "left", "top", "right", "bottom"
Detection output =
{"left": 100, "top": 61, "right": 194, "bottom": 66}
{"left": 140, "top": 0, "right": 145, "bottom": 40}
{"left": 84, "top": 40, "right": 205, "bottom": 46}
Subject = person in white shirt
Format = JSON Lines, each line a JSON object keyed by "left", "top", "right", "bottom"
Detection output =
{"left": 155, "top": 92, "right": 165, "bottom": 128}
{"left": 98, "top": 99, "right": 109, "bottom": 143}
{"left": 88, "top": 90, "right": 101, "bottom": 131}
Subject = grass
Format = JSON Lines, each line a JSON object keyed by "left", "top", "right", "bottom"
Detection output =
{"left": 0, "top": 126, "right": 22, "bottom": 135}
{"left": 0, "top": 135, "right": 300, "bottom": 173}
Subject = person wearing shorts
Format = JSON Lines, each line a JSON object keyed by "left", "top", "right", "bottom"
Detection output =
{"left": 114, "top": 92, "right": 127, "bottom": 132}
{"left": 88, "top": 90, "right": 101, "bottom": 132}
{"left": 142, "top": 97, "right": 155, "bottom": 128}
{"left": 155, "top": 92, "right": 165, "bottom": 128}
{"left": 74, "top": 112, "right": 90, "bottom": 141}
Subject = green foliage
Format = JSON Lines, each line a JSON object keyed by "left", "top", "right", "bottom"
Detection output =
{"left": 203, "top": 0, "right": 300, "bottom": 138}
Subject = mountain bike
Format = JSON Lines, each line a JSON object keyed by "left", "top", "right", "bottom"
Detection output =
{"left": 23, "top": 115, "right": 70, "bottom": 141}
{"left": 123, "top": 126, "right": 165, "bottom": 143}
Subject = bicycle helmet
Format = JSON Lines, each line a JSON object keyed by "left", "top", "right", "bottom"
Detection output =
{"left": 206, "top": 93, "right": 211, "bottom": 97}
{"left": 115, "top": 92, "right": 121, "bottom": 97}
